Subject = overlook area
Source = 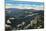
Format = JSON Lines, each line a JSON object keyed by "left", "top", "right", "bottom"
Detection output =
{"left": 5, "top": 8, "right": 44, "bottom": 31}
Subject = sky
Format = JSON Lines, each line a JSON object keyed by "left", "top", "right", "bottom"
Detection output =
{"left": 5, "top": 0, "right": 44, "bottom": 10}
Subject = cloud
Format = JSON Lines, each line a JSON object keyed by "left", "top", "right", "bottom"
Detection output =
{"left": 15, "top": 5, "right": 43, "bottom": 10}
{"left": 6, "top": 2, "right": 43, "bottom": 8}
{"left": 6, "top": 3, "right": 43, "bottom": 10}
{"left": 5, "top": 0, "right": 44, "bottom": 10}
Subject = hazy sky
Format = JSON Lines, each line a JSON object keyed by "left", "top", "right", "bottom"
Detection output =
{"left": 5, "top": 0, "right": 44, "bottom": 10}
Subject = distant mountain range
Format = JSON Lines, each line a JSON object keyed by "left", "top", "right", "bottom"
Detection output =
{"left": 5, "top": 8, "right": 43, "bottom": 12}
{"left": 5, "top": 8, "right": 43, "bottom": 16}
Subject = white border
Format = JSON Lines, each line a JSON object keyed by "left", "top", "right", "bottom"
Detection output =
{"left": 0, "top": 0, "right": 46, "bottom": 31}
{"left": 0, "top": 0, "right": 5, "bottom": 31}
